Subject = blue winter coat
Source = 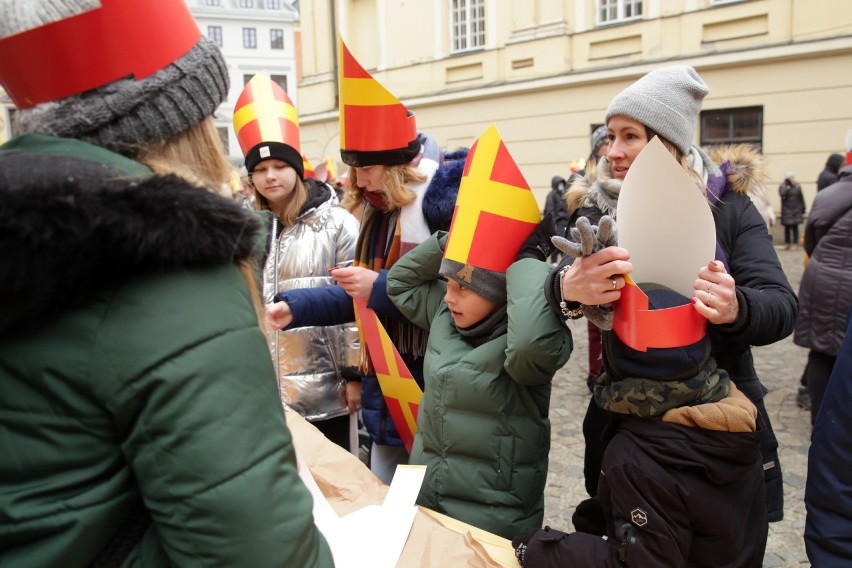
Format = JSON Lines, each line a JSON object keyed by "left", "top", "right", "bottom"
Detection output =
{"left": 805, "top": 307, "right": 852, "bottom": 565}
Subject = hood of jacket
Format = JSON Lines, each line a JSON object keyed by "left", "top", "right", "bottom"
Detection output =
{"left": 0, "top": 140, "right": 260, "bottom": 336}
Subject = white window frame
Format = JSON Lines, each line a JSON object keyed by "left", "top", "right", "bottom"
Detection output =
{"left": 597, "top": 0, "right": 643, "bottom": 26}
{"left": 207, "top": 25, "right": 223, "bottom": 47}
{"left": 243, "top": 27, "right": 257, "bottom": 49}
{"left": 270, "top": 28, "right": 284, "bottom": 50}
{"left": 267, "top": 0, "right": 281, "bottom": 8}
{"left": 450, "top": 0, "right": 485, "bottom": 53}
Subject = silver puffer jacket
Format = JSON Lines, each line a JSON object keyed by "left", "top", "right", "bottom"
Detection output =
{"left": 262, "top": 182, "right": 361, "bottom": 421}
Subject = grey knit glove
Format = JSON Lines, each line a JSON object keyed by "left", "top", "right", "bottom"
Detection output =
{"left": 551, "top": 215, "right": 618, "bottom": 330}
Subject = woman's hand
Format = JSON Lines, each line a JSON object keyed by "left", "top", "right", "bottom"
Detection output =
{"left": 330, "top": 266, "right": 379, "bottom": 300}
{"left": 266, "top": 301, "right": 293, "bottom": 330}
{"left": 692, "top": 260, "right": 739, "bottom": 325}
{"left": 344, "top": 381, "right": 362, "bottom": 414}
{"left": 561, "top": 246, "right": 633, "bottom": 306}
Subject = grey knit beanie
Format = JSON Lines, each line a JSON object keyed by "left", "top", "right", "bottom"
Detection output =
{"left": 590, "top": 125, "right": 609, "bottom": 156}
{"left": 0, "top": 1, "right": 229, "bottom": 158}
{"left": 605, "top": 65, "right": 709, "bottom": 156}
{"left": 439, "top": 258, "right": 507, "bottom": 305}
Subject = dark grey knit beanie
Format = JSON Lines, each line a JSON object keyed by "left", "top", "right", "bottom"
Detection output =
{"left": 439, "top": 258, "right": 507, "bottom": 304}
{"left": 605, "top": 65, "right": 709, "bottom": 156}
{"left": 2, "top": 2, "right": 229, "bottom": 158}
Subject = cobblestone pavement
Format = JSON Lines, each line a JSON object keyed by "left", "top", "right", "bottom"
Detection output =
{"left": 543, "top": 245, "right": 812, "bottom": 567}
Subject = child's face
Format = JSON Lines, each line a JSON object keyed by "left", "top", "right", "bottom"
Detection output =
{"left": 250, "top": 159, "right": 298, "bottom": 209}
{"left": 444, "top": 279, "right": 500, "bottom": 328}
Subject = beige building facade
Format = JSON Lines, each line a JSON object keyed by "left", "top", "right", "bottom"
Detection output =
{"left": 295, "top": 0, "right": 852, "bottom": 210}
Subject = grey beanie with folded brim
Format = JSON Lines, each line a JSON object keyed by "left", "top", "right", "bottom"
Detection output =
{"left": 15, "top": 36, "right": 229, "bottom": 158}
{"left": 439, "top": 258, "right": 507, "bottom": 304}
{"left": 605, "top": 65, "right": 709, "bottom": 156}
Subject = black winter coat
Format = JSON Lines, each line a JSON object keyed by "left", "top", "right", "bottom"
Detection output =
{"left": 794, "top": 166, "right": 852, "bottom": 356}
{"left": 521, "top": 418, "right": 766, "bottom": 567}
{"left": 778, "top": 179, "right": 806, "bottom": 225}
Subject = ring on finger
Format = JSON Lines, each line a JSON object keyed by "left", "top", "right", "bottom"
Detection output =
{"left": 706, "top": 282, "right": 713, "bottom": 293}
{"left": 611, "top": 278, "right": 617, "bottom": 291}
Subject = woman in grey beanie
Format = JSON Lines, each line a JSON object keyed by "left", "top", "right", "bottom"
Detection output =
{"left": 541, "top": 65, "right": 797, "bottom": 558}
{"left": 0, "top": 1, "right": 333, "bottom": 566}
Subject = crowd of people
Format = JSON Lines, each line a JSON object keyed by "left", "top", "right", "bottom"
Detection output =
{"left": 1, "top": 1, "right": 851, "bottom": 566}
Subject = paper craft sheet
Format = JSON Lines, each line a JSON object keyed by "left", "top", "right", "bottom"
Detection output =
{"left": 615, "top": 136, "right": 716, "bottom": 297}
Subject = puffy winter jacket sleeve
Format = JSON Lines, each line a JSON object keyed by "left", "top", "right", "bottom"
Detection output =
{"left": 278, "top": 284, "right": 355, "bottom": 328}
{"left": 712, "top": 192, "right": 797, "bottom": 349}
{"left": 505, "top": 258, "right": 573, "bottom": 385}
{"left": 97, "top": 267, "right": 333, "bottom": 567}
{"left": 386, "top": 231, "right": 449, "bottom": 331}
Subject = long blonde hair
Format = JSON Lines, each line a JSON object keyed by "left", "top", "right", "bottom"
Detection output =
{"left": 348, "top": 163, "right": 426, "bottom": 211}
{"left": 135, "top": 115, "right": 265, "bottom": 326}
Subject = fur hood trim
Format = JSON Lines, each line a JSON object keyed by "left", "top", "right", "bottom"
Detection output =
{"left": 1, "top": 173, "right": 260, "bottom": 335}
{"left": 706, "top": 144, "right": 768, "bottom": 197}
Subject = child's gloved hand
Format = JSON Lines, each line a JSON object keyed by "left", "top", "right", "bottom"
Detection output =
{"left": 516, "top": 213, "right": 556, "bottom": 261}
{"left": 550, "top": 215, "right": 619, "bottom": 330}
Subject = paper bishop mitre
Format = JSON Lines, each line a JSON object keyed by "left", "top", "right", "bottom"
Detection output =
{"left": 337, "top": 36, "right": 419, "bottom": 167}
{"left": 440, "top": 126, "right": 540, "bottom": 302}
{"left": 613, "top": 136, "right": 716, "bottom": 351}
{"left": 233, "top": 73, "right": 304, "bottom": 178}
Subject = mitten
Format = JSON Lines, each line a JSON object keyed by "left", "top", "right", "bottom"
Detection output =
{"left": 517, "top": 213, "right": 556, "bottom": 261}
{"left": 572, "top": 496, "right": 606, "bottom": 536}
{"left": 550, "top": 215, "right": 618, "bottom": 330}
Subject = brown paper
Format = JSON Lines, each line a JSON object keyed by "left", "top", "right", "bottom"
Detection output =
{"left": 286, "top": 411, "right": 519, "bottom": 567}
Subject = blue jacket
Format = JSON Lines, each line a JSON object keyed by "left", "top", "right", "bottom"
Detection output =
{"left": 279, "top": 271, "right": 424, "bottom": 447}
{"left": 805, "top": 307, "right": 852, "bottom": 564}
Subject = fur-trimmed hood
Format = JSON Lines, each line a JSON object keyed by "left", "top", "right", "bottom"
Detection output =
{"left": 705, "top": 144, "right": 768, "bottom": 197}
{"left": 0, "top": 167, "right": 260, "bottom": 336}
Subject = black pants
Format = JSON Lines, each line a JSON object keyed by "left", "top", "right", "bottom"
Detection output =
{"left": 783, "top": 224, "right": 799, "bottom": 245}
{"left": 313, "top": 413, "right": 351, "bottom": 452}
{"left": 805, "top": 350, "right": 838, "bottom": 426}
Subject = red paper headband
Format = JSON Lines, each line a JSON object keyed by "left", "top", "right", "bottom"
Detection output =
{"left": 0, "top": 0, "right": 200, "bottom": 109}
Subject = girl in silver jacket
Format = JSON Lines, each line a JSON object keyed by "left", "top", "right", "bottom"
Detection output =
{"left": 234, "top": 74, "right": 361, "bottom": 451}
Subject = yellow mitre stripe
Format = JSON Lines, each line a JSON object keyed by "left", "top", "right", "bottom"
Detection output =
{"left": 233, "top": 77, "right": 299, "bottom": 141}
{"left": 444, "top": 126, "right": 540, "bottom": 262}
{"left": 340, "top": 76, "right": 404, "bottom": 107}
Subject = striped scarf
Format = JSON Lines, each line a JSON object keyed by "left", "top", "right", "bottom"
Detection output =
{"left": 354, "top": 173, "right": 436, "bottom": 372}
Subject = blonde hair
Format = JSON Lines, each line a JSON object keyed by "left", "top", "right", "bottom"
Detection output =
{"left": 135, "top": 115, "right": 265, "bottom": 326}
{"left": 135, "top": 116, "right": 231, "bottom": 193}
{"left": 252, "top": 176, "right": 308, "bottom": 228}
{"left": 348, "top": 163, "right": 426, "bottom": 211}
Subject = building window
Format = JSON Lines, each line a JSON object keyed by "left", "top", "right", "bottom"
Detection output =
{"left": 451, "top": 0, "right": 485, "bottom": 53}
{"left": 216, "top": 126, "right": 230, "bottom": 154}
{"left": 271, "top": 74, "right": 288, "bottom": 92}
{"left": 597, "top": 0, "right": 643, "bottom": 25}
{"left": 207, "top": 25, "right": 223, "bottom": 47}
{"left": 205, "top": 0, "right": 220, "bottom": 6}
{"left": 267, "top": 0, "right": 281, "bottom": 8}
{"left": 243, "top": 28, "right": 257, "bottom": 49}
{"left": 700, "top": 106, "right": 763, "bottom": 152}
{"left": 243, "top": 74, "right": 288, "bottom": 92}
{"left": 239, "top": 0, "right": 254, "bottom": 7}
{"left": 270, "top": 29, "right": 284, "bottom": 49}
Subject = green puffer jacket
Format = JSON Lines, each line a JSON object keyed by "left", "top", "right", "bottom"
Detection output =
{"left": 387, "top": 232, "right": 573, "bottom": 539}
{"left": 0, "top": 134, "right": 333, "bottom": 567}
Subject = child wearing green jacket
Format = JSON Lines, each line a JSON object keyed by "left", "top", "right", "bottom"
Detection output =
{"left": 386, "top": 126, "right": 573, "bottom": 539}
